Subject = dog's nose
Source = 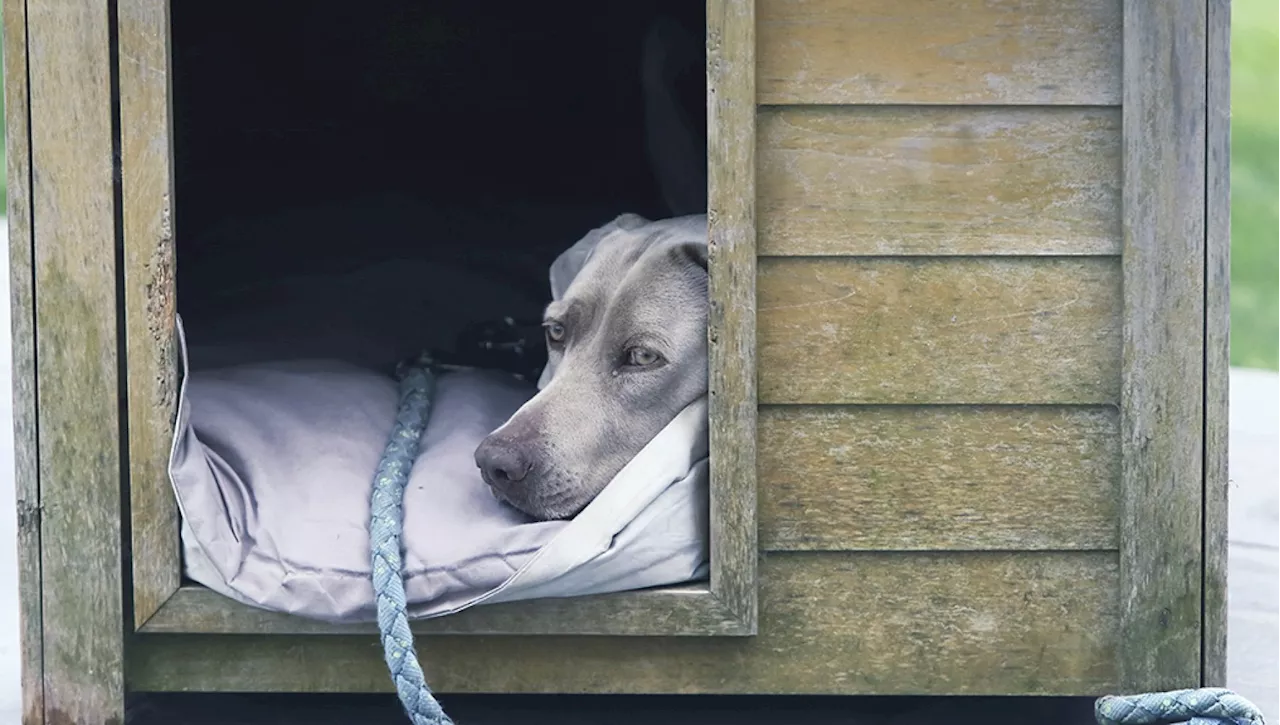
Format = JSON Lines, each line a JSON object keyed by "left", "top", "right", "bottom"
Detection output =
{"left": 475, "top": 439, "right": 532, "bottom": 485}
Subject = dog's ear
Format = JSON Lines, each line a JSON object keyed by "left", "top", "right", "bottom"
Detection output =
{"left": 669, "top": 238, "right": 708, "bottom": 276}
{"left": 549, "top": 213, "right": 651, "bottom": 300}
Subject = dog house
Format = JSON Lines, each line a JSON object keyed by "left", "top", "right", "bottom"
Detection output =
{"left": 5, "top": 0, "right": 1231, "bottom": 722}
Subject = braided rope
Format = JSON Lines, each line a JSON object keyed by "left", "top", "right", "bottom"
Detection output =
{"left": 1096, "top": 688, "right": 1267, "bottom": 725}
{"left": 369, "top": 355, "right": 454, "bottom": 725}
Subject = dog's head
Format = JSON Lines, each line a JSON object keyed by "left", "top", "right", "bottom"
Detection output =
{"left": 474, "top": 213, "right": 709, "bottom": 520}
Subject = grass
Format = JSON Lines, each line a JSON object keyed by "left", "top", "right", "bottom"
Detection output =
{"left": 1230, "top": 0, "right": 1279, "bottom": 370}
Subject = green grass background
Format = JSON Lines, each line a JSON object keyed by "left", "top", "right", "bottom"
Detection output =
{"left": 0, "top": 4, "right": 1274, "bottom": 368}
{"left": 1230, "top": 0, "right": 1279, "bottom": 370}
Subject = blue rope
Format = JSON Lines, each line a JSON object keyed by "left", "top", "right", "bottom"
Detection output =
{"left": 369, "top": 355, "right": 454, "bottom": 725}
{"left": 368, "top": 363, "right": 1268, "bottom": 725}
{"left": 1095, "top": 688, "right": 1266, "bottom": 725}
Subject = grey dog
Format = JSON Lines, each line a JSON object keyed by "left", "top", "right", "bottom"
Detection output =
{"left": 474, "top": 213, "right": 708, "bottom": 521}
{"left": 474, "top": 16, "right": 709, "bottom": 521}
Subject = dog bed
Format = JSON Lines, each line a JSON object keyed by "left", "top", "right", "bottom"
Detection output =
{"left": 168, "top": 214, "right": 710, "bottom": 622}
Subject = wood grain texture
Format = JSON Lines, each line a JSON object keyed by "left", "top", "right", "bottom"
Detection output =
{"left": 118, "top": 0, "right": 181, "bottom": 631}
{"left": 26, "top": 1, "right": 126, "bottom": 722}
{"left": 758, "top": 257, "right": 1122, "bottom": 405}
{"left": 1202, "top": 0, "right": 1230, "bottom": 687}
{"left": 3, "top": 1, "right": 44, "bottom": 722}
{"left": 141, "top": 585, "right": 756, "bottom": 637}
{"left": 128, "top": 552, "right": 1119, "bottom": 695}
{"left": 759, "top": 406, "right": 1120, "bottom": 551}
{"left": 757, "top": 0, "right": 1122, "bottom": 106}
{"left": 1119, "top": 0, "right": 1207, "bottom": 691}
{"left": 706, "top": 0, "right": 758, "bottom": 633}
{"left": 757, "top": 107, "right": 1122, "bottom": 257}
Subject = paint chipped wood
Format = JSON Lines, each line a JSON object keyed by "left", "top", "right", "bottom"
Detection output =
{"left": 757, "top": 0, "right": 1122, "bottom": 106}
{"left": 759, "top": 406, "right": 1120, "bottom": 551}
{"left": 706, "top": 0, "right": 758, "bottom": 632}
{"left": 758, "top": 107, "right": 1122, "bottom": 256}
{"left": 118, "top": 0, "right": 182, "bottom": 631}
{"left": 758, "top": 257, "right": 1122, "bottom": 405}
{"left": 129, "top": 552, "right": 1119, "bottom": 695}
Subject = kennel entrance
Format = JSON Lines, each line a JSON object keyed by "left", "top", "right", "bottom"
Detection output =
{"left": 7, "top": 0, "right": 1227, "bottom": 722}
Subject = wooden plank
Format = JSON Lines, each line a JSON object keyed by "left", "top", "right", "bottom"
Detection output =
{"left": 128, "top": 552, "right": 1120, "bottom": 695}
{"left": 758, "top": 107, "right": 1122, "bottom": 257}
{"left": 1119, "top": 0, "right": 1207, "bottom": 691}
{"left": 758, "top": 258, "right": 1122, "bottom": 405}
{"left": 705, "top": 0, "right": 758, "bottom": 632}
{"left": 3, "top": 0, "right": 44, "bottom": 721}
{"left": 118, "top": 0, "right": 181, "bottom": 630}
{"left": 757, "top": 0, "right": 1122, "bottom": 106}
{"left": 1202, "top": 0, "right": 1231, "bottom": 688}
{"left": 26, "top": 0, "right": 126, "bottom": 722}
{"left": 142, "top": 585, "right": 755, "bottom": 637}
{"left": 759, "top": 406, "right": 1119, "bottom": 551}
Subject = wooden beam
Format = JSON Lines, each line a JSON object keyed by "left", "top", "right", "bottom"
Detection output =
{"left": 1119, "top": 0, "right": 1207, "bottom": 691}
{"left": 1202, "top": 0, "right": 1231, "bottom": 687}
{"left": 706, "top": 0, "right": 758, "bottom": 632}
{"left": 117, "top": 0, "right": 181, "bottom": 630}
{"left": 26, "top": 0, "right": 127, "bottom": 721}
{"left": 3, "top": 0, "right": 44, "bottom": 720}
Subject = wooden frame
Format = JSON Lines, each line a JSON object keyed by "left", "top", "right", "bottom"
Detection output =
{"left": 34, "top": 0, "right": 762, "bottom": 641}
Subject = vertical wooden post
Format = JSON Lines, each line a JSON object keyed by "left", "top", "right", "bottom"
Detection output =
{"left": 705, "top": 0, "right": 759, "bottom": 633}
{"left": 4, "top": 0, "right": 46, "bottom": 721}
{"left": 118, "top": 0, "right": 181, "bottom": 631}
{"left": 1202, "top": 0, "right": 1231, "bottom": 688}
{"left": 25, "top": 0, "right": 128, "bottom": 721}
{"left": 1119, "top": 0, "right": 1208, "bottom": 691}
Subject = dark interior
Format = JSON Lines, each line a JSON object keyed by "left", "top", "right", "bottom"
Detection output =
{"left": 171, "top": 1, "right": 706, "bottom": 369}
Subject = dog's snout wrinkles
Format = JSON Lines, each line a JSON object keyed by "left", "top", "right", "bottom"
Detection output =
{"left": 475, "top": 439, "right": 532, "bottom": 485}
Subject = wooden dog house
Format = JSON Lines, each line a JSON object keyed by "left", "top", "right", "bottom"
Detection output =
{"left": 5, "top": 0, "right": 1230, "bottom": 722}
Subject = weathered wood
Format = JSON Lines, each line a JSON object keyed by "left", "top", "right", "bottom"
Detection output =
{"left": 705, "top": 0, "right": 757, "bottom": 632}
{"left": 758, "top": 257, "right": 1122, "bottom": 405}
{"left": 118, "top": 0, "right": 181, "bottom": 631}
{"left": 3, "top": 0, "right": 44, "bottom": 722}
{"left": 26, "top": 1, "right": 127, "bottom": 722}
{"left": 759, "top": 406, "right": 1120, "bottom": 551}
{"left": 140, "top": 585, "right": 757, "bottom": 637}
{"left": 757, "top": 0, "right": 1122, "bottom": 106}
{"left": 1119, "top": 0, "right": 1207, "bottom": 691}
{"left": 1202, "top": 0, "right": 1231, "bottom": 688}
{"left": 128, "top": 552, "right": 1119, "bottom": 695}
{"left": 758, "top": 107, "right": 1122, "bottom": 257}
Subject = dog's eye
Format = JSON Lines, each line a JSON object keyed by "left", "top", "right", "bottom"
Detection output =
{"left": 544, "top": 321, "right": 566, "bottom": 344}
{"left": 625, "top": 346, "right": 662, "bottom": 368}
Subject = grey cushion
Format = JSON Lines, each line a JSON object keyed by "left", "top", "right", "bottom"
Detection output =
{"left": 170, "top": 210, "right": 710, "bottom": 622}
{"left": 171, "top": 320, "right": 709, "bottom": 622}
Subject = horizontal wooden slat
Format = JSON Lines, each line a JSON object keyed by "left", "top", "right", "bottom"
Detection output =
{"left": 142, "top": 585, "right": 748, "bottom": 637}
{"left": 758, "top": 0, "right": 1122, "bottom": 106}
{"left": 760, "top": 406, "right": 1120, "bottom": 551}
{"left": 758, "top": 258, "right": 1122, "bottom": 405}
{"left": 129, "top": 552, "right": 1119, "bottom": 695}
{"left": 758, "top": 107, "right": 1122, "bottom": 256}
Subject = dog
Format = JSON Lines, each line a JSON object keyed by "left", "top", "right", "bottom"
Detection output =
{"left": 474, "top": 213, "right": 708, "bottom": 521}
